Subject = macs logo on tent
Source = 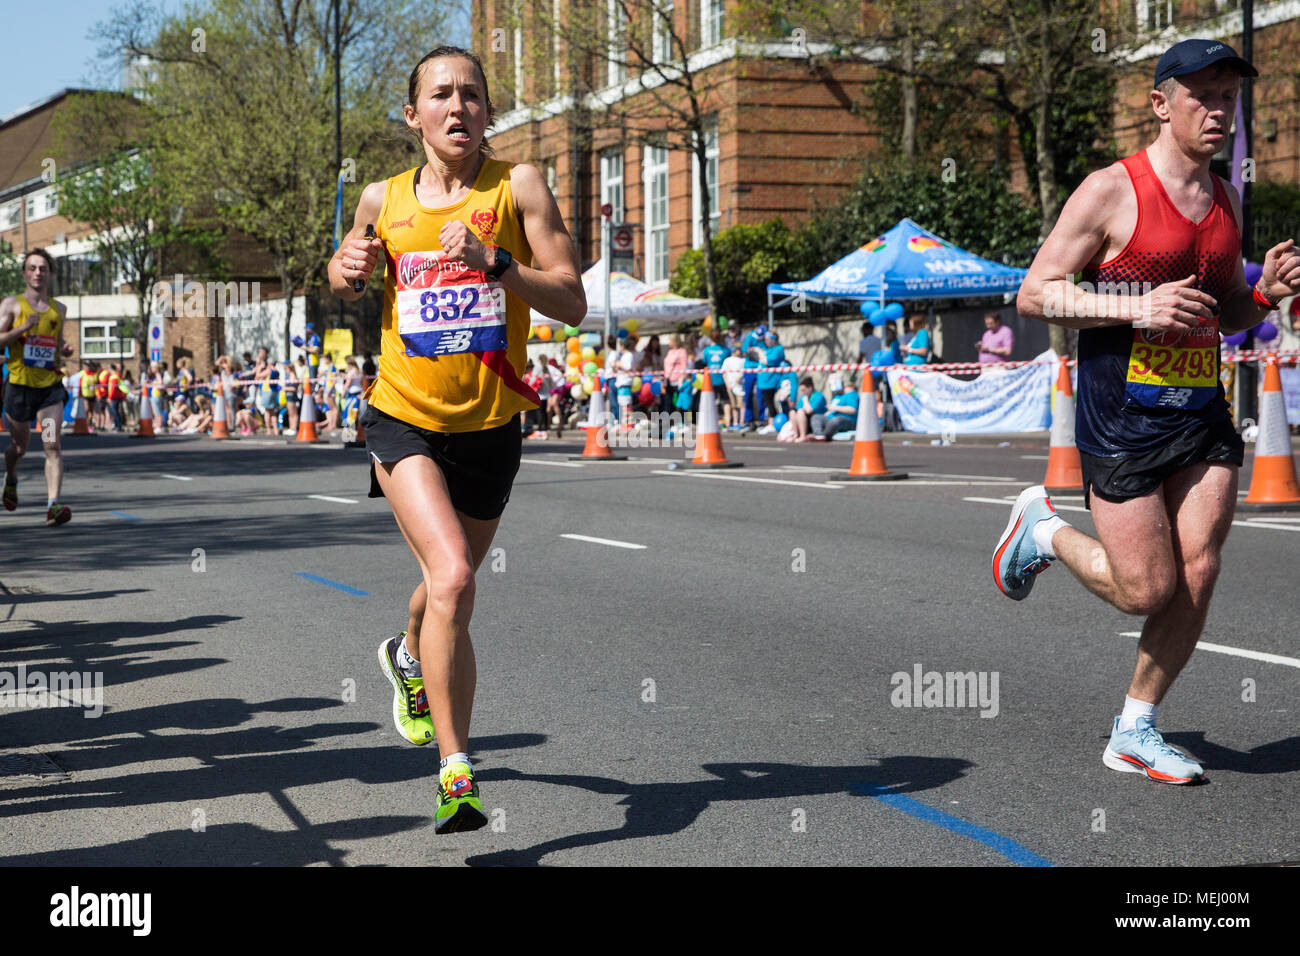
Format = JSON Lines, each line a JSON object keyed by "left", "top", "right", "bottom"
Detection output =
{"left": 861, "top": 238, "right": 887, "bottom": 253}
{"left": 907, "top": 236, "right": 943, "bottom": 253}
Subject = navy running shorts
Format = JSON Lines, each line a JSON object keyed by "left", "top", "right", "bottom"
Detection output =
{"left": 1080, "top": 416, "right": 1244, "bottom": 508}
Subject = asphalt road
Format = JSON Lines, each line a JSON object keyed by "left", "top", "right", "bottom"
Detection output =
{"left": 1, "top": 427, "right": 1297, "bottom": 867}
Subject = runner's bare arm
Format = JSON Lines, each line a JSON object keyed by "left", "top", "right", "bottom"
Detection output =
{"left": 1018, "top": 167, "right": 1216, "bottom": 332}
{"left": 54, "top": 301, "right": 72, "bottom": 356}
{"left": 501, "top": 163, "right": 585, "bottom": 325}
{"left": 0, "top": 296, "right": 38, "bottom": 347}
{"left": 329, "top": 182, "right": 386, "bottom": 301}
{"left": 1217, "top": 183, "right": 1300, "bottom": 333}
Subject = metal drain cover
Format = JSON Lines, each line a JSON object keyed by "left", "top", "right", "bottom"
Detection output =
{"left": 0, "top": 749, "right": 70, "bottom": 787}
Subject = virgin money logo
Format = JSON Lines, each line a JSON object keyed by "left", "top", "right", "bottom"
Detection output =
{"left": 1141, "top": 328, "right": 1186, "bottom": 347}
{"left": 398, "top": 252, "right": 440, "bottom": 290}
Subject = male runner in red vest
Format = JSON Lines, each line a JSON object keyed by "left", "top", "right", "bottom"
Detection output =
{"left": 997, "top": 40, "right": 1300, "bottom": 783}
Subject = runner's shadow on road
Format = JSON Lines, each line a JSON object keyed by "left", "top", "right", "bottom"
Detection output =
{"left": 2, "top": 816, "right": 428, "bottom": 867}
{"left": 464, "top": 755, "right": 971, "bottom": 867}
{"left": 0, "top": 588, "right": 150, "bottom": 606}
{"left": 1165, "top": 732, "right": 1300, "bottom": 774}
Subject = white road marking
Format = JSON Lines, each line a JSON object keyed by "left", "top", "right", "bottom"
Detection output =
{"left": 307, "top": 494, "right": 358, "bottom": 504}
{"left": 559, "top": 533, "right": 647, "bottom": 550}
{"left": 1020, "top": 455, "right": 1050, "bottom": 460}
{"left": 652, "top": 470, "right": 843, "bottom": 490}
{"left": 964, "top": 496, "right": 1090, "bottom": 513}
{"left": 159, "top": 474, "right": 193, "bottom": 481}
{"left": 521, "top": 458, "right": 584, "bottom": 468}
{"left": 1118, "top": 632, "right": 1300, "bottom": 669}
{"left": 912, "top": 472, "right": 1021, "bottom": 481}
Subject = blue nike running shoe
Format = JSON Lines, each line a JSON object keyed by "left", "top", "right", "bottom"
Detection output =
{"left": 1102, "top": 716, "right": 1205, "bottom": 784}
{"left": 993, "top": 485, "right": 1057, "bottom": 600}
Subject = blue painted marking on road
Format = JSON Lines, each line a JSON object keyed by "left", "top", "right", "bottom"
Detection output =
{"left": 109, "top": 511, "right": 144, "bottom": 522}
{"left": 294, "top": 572, "right": 368, "bottom": 596}
{"left": 852, "top": 783, "right": 1052, "bottom": 867}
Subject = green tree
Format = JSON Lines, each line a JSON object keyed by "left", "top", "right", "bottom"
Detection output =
{"left": 52, "top": 91, "right": 221, "bottom": 360}
{"left": 671, "top": 219, "right": 805, "bottom": 321}
{"left": 794, "top": 155, "right": 1041, "bottom": 274}
{"left": 0, "top": 243, "right": 23, "bottom": 298}
{"left": 100, "top": 0, "right": 448, "bottom": 354}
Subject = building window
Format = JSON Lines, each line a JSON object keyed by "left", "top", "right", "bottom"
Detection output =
{"left": 1, "top": 201, "right": 19, "bottom": 229}
{"left": 607, "top": 0, "right": 627, "bottom": 86}
{"left": 700, "top": 0, "right": 723, "bottom": 48}
{"left": 652, "top": 0, "right": 674, "bottom": 64}
{"left": 543, "top": 158, "right": 558, "bottom": 193}
{"left": 601, "top": 150, "right": 625, "bottom": 224}
{"left": 23, "top": 188, "right": 58, "bottom": 224}
{"left": 643, "top": 143, "right": 669, "bottom": 283}
{"left": 691, "top": 122, "right": 720, "bottom": 249}
{"left": 81, "top": 322, "right": 137, "bottom": 359}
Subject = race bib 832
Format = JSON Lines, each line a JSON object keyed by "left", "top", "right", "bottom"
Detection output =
{"left": 395, "top": 250, "right": 508, "bottom": 357}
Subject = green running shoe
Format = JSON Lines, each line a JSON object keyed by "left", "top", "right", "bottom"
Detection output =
{"left": 378, "top": 632, "right": 435, "bottom": 746}
{"left": 435, "top": 762, "right": 487, "bottom": 834}
{"left": 46, "top": 503, "right": 71, "bottom": 526}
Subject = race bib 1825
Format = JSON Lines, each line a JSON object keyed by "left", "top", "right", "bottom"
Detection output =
{"left": 395, "top": 250, "right": 508, "bottom": 357}
{"left": 1125, "top": 324, "right": 1219, "bottom": 410}
{"left": 22, "top": 333, "right": 57, "bottom": 370}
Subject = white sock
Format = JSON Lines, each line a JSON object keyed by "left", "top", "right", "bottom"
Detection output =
{"left": 1118, "top": 696, "right": 1156, "bottom": 733}
{"left": 440, "top": 752, "right": 470, "bottom": 773}
{"left": 395, "top": 633, "right": 421, "bottom": 677}
{"left": 1032, "top": 515, "right": 1067, "bottom": 559}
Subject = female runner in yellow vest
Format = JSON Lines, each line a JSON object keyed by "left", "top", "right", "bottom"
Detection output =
{"left": 1, "top": 248, "right": 74, "bottom": 524}
{"left": 330, "top": 46, "right": 584, "bottom": 833}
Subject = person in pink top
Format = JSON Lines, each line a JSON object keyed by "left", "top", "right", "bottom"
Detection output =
{"left": 662, "top": 333, "right": 690, "bottom": 414}
{"left": 977, "top": 312, "right": 1015, "bottom": 364}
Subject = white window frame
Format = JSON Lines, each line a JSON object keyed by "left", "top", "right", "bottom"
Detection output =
{"left": 81, "top": 321, "right": 137, "bottom": 359}
{"left": 1, "top": 201, "right": 20, "bottom": 229}
{"left": 552, "top": 0, "right": 562, "bottom": 92}
{"left": 652, "top": 0, "right": 674, "bottom": 64}
{"left": 700, "top": 0, "right": 723, "bottom": 48}
{"left": 643, "top": 143, "right": 669, "bottom": 283}
{"left": 607, "top": 0, "right": 627, "bottom": 87}
{"left": 601, "top": 149, "right": 625, "bottom": 224}
{"left": 691, "top": 122, "right": 719, "bottom": 249}
{"left": 543, "top": 158, "right": 558, "bottom": 193}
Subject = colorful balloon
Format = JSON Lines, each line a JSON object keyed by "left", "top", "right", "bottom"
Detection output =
{"left": 564, "top": 325, "right": 580, "bottom": 336}
{"left": 624, "top": 319, "right": 640, "bottom": 334}
{"left": 583, "top": 361, "right": 598, "bottom": 376}
{"left": 567, "top": 353, "right": 581, "bottom": 368}
{"left": 567, "top": 337, "right": 581, "bottom": 353}
{"left": 581, "top": 346, "right": 596, "bottom": 360}
{"left": 536, "top": 325, "right": 553, "bottom": 341}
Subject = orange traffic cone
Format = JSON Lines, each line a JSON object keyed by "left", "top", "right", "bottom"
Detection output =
{"left": 132, "top": 385, "right": 155, "bottom": 438}
{"left": 296, "top": 386, "right": 326, "bottom": 443}
{"left": 830, "top": 376, "right": 906, "bottom": 481}
{"left": 1240, "top": 356, "right": 1300, "bottom": 511}
{"left": 71, "top": 391, "right": 92, "bottom": 435}
{"left": 683, "top": 373, "right": 742, "bottom": 469}
{"left": 210, "top": 380, "right": 232, "bottom": 440}
{"left": 570, "top": 385, "right": 627, "bottom": 461}
{"left": 1043, "top": 358, "right": 1083, "bottom": 495}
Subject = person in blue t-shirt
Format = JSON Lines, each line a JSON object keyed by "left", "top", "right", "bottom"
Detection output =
{"left": 901, "top": 314, "right": 930, "bottom": 365}
{"left": 792, "top": 375, "right": 829, "bottom": 440}
{"left": 740, "top": 324, "right": 767, "bottom": 429}
{"left": 823, "top": 375, "right": 860, "bottom": 439}
{"left": 756, "top": 331, "right": 786, "bottom": 428}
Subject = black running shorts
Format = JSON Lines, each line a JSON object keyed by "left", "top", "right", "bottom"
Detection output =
{"left": 3, "top": 381, "right": 69, "bottom": 425}
{"left": 1079, "top": 416, "right": 1244, "bottom": 508}
{"left": 361, "top": 404, "right": 522, "bottom": 521}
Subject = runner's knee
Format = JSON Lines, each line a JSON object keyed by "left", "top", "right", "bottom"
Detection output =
{"left": 423, "top": 561, "right": 476, "bottom": 622}
{"left": 1177, "top": 549, "right": 1221, "bottom": 602}
{"left": 1114, "top": 565, "right": 1177, "bottom": 616}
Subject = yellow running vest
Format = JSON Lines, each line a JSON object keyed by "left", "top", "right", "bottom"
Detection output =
{"left": 6, "top": 297, "right": 63, "bottom": 389}
{"left": 366, "top": 159, "right": 539, "bottom": 433}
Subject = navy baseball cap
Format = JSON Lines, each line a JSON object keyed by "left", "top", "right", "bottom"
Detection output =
{"left": 1154, "top": 39, "right": 1257, "bottom": 89}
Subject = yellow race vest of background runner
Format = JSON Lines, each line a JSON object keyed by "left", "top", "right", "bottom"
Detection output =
{"left": 366, "top": 159, "right": 540, "bottom": 433}
{"left": 6, "top": 297, "right": 63, "bottom": 389}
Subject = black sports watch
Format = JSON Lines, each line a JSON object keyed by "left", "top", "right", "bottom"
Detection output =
{"left": 487, "top": 247, "right": 512, "bottom": 280}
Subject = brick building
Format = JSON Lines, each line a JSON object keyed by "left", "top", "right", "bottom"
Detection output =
{"left": 475, "top": 1, "right": 1300, "bottom": 287}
